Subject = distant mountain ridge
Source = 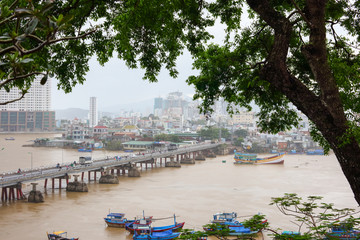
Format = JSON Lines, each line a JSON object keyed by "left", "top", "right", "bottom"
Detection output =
{"left": 55, "top": 99, "right": 154, "bottom": 120}
{"left": 55, "top": 108, "right": 89, "bottom": 120}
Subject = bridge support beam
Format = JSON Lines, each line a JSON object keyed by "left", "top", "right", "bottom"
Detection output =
{"left": 1, "top": 187, "right": 7, "bottom": 201}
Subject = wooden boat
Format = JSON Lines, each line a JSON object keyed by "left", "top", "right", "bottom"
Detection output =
{"left": 47, "top": 231, "right": 79, "bottom": 240}
{"left": 133, "top": 226, "right": 181, "bottom": 240}
{"left": 125, "top": 216, "right": 154, "bottom": 233}
{"left": 104, "top": 213, "right": 134, "bottom": 228}
{"left": 234, "top": 152, "right": 285, "bottom": 164}
{"left": 211, "top": 212, "right": 241, "bottom": 226}
{"left": 126, "top": 215, "right": 184, "bottom": 233}
{"left": 324, "top": 223, "right": 360, "bottom": 239}
{"left": 228, "top": 225, "right": 261, "bottom": 236}
{"left": 204, "top": 212, "right": 267, "bottom": 236}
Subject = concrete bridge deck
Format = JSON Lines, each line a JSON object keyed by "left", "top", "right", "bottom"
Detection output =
{"left": 0, "top": 143, "right": 220, "bottom": 188}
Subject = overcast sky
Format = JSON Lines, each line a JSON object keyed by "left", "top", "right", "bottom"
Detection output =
{"left": 51, "top": 50, "right": 197, "bottom": 111}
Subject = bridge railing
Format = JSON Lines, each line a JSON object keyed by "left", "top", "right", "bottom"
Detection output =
{"left": 0, "top": 143, "right": 221, "bottom": 187}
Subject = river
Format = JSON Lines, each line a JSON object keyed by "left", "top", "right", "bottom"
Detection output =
{"left": 0, "top": 133, "right": 357, "bottom": 240}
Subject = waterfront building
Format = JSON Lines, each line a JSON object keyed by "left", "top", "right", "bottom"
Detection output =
{"left": 93, "top": 125, "right": 108, "bottom": 140}
{"left": 89, "top": 97, "right": 98, "bottom": 127}
{"left": 0, "top": 77, "right": 55, "bottom": 132}
{"left": 66, "top": 118, "right": 89, "bottom": 140}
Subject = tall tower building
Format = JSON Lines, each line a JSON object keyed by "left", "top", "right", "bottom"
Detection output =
{"left": 89, "top": 97, "right": 98, "bottom": 127}
{"left": 0, "top": 77, "right": 55, "bottom": 132}
{"left": 0, "top": 77, "right": 51, "bottom": 111}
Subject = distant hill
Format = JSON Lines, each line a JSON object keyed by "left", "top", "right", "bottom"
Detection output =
{"left": 55, "top": 108, "right": 88, "bottom": 120}
{"left": 55, "top": 99, "right": 154, "bottom": 120}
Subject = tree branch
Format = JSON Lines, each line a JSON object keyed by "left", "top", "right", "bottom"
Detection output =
{"left": 0, "top": 91, "right": 26, "bottom": 105}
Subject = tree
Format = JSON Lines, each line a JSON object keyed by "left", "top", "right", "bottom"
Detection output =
{"left": 154, "top": 133, "right": 180, "bottom": 143}
{"left": 268, "top": 193, "right": 360, "bottom": 239}
{"left": 234, "top": 129, "right": 249, "bottom": 139}
{"left": 3, "top": 1, "right": 360, "bottom": 205}
{"left": 102, "top": 1, "right": 360, "bottom": 205}
{"left": 0, "top": 0, "right": 113, "bottom": 104}
{"left": 199, "top": 126, "right": 231, "bottom": 140}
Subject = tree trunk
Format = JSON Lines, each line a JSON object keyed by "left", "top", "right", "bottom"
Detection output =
{"left": 247, "top": 0, "right": 360, "bottom": 205}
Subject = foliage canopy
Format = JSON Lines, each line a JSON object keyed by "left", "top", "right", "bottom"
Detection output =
{"left": 3, "top": 0, "right": 360, "bottom": 203}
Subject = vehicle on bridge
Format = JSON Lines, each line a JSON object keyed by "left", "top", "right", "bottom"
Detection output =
{"left": 167, "top": 143, "right": 178, "bottom": 151}
{"left": 79, "top": 156, "right": 92, "bottom": 165}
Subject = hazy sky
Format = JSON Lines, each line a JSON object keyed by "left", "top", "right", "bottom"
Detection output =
{"left": 51, "top": 51, "right": 197, "bottom": 111}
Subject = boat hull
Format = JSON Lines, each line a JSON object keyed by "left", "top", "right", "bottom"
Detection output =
{"left": 104, "top": 219, "right": 129, "bottom": 228}
{"left": 234, "top": 153, "right": 285, "bottom": 164}
{"left": 126, "top": 222, "right": 185, "bottom": 233}
{"left": 133, "top": 230, "right": 181, "bottom": 240}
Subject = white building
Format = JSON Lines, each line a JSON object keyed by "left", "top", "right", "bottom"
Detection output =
{"left": 89, "top": 97, "right": 98, "bottom": 127}
{"left": 232, "top": 111, "right": 255, "bottom": 126}
{"left": 0, "top": 77, "right": 51, "bottom": 111}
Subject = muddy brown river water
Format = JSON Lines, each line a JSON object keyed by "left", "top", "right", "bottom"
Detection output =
{"left": 0, "top": 133, "right": 357, "bottom": 240}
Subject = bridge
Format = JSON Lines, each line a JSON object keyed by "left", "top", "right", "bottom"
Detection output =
{"left": 0, "top": 143, "right": 221, "bottom": 201}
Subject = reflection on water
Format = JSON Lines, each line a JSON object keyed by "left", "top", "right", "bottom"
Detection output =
{"left": 0, "top": 133, "right": 357, "bottom": 240}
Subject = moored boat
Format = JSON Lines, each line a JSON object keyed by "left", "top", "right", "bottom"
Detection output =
{"left": 324, "top": 223, "right": 360, "bottom": 239}
{"left": 126, "top": 215, "right": 184, "bottom": 233}
{"left": 78, "top": 148, "right": 92, "bottom": 152}
{"left": 133, "top": 226, "right": 181, "bottom": 240}
{"left": 211, "top": 212, "right": 241, "bottom": 227}
{"left": 5, "top": 137, "right": 15, "bottom": 140}
{"left": 234, "top": 152, "right": 285, "bottom": 164}
{"left": 204, "top": 212, "right": 267, "bottom": 236}
{"left": 126, "top": 216, "right": 154, "bottom": 233}
{"left": 104, "top": 213, "right": 134, "bottom": 228}
{"left": 47, "top": 231, "right": 79, "bottom": 240}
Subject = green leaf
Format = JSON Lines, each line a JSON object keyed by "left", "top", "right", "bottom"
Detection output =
{"left": 20, "top": 58, "right": 34, "bottom": 64}
{"left": 25, "top": 18, "right": 39, "bottom": 35}
{"left": 40, "top": 74, "right": 48, "bottom": 85}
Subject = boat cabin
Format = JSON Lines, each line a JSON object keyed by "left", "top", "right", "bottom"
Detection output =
{"left": 213, "top": 212, "right": 237, "bottom": 223}
{"left": 106, "top": 213, "right": 125, "bottom": 220}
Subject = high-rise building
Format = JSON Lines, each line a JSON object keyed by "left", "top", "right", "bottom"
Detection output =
{"left": 0, "top": 77, "right": 51, "bottom": 111}
{"left": 89, "top": 97, "right": 98, "bottom": 127}
{"left": 0, "top": 77, "right": 55, "bottom": 132}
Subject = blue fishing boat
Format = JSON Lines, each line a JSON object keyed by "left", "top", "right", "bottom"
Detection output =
{"left": 306, "top": 149, "right": 324, "bottom": 155}
{"left": 211, "top": 212, "right": 241, "bottom": 226}
{"left": 78, "top": 148, "right": 92, "bottom": 152}
{"left": 104, "top": 213, "right": 134, "bottom": 228}
{"left": 204, "top": 212, "right": 267, "bottom": 236}
{"left": 228, "top": 225, "right": 261, "bottom": 236}
{"left": 126, "top": 215, "right": 184, "bottom": 233}
{"left": 133, "top": 226, "right": 181, "bottom": 240}
{"left": 325, "top": 223, "right": 360, "bottom": 239}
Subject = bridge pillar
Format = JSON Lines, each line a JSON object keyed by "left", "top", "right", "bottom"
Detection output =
{"left": 16, "top": 183, "right": 25, "bottom": 200}
{"left": 9, "top": 187, "right": 15, "bottom": 201}
{"left": 1, "top": 187, "right": 8, "bottom": 201}
{"left": 59, "top": 178, "right": 62, "bottom": 189}
{"left": 44, "top": 179, "right": 48, "bottom": 189}
{"left": 88, "top": 171, "right": 91, "bottom": 182}
{"left": 52, "top": 178, "right": 55, "bottom": 189}
{"left": 28, "top": 183, "right": 44, "bottom": 203}
{"left": 81, "top": 172, "right": 84, "bottom": 181}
